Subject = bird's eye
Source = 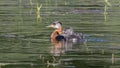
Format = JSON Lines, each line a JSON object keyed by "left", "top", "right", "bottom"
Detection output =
{"left": 52, "top": 23, "right": 56, "bottom": 25}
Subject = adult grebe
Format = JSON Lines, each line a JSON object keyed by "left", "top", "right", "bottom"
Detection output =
{"left": 46, "top": 21, "right": 83, "bottom": 45}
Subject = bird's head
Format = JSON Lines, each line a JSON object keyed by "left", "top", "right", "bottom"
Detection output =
{"left": 46, "top": 21, "right": 62, "bottom": 29}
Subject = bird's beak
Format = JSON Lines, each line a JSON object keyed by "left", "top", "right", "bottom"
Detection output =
{"left": 46, "top": 24, "right": 54, "bottom": 28}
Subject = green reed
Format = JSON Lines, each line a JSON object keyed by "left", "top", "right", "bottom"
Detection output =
{"left": 83, "top": 40, "right": 89, "bottom": 52}
{"left": 104, "top": 0, "right": 111, "bottom": 22}
{"left": 29, "top": 0, "right": 33, "bottom": 15}
{"left": 112, "top": 50, "right": 115, "bottom": 64}
{"left": 64, "top": 1, "right": 68, "bottom": 5}
{"left": 17, "top": 0, "right": 23, "bottom": 32}
{"left": 105, "top": 0, "right": 111, "bottom": 6}
{"left": 19, "top": 0, "right": 23, "bottom": 23}
{"left": 36, "top": 3, "right": 42, "bottom": 24}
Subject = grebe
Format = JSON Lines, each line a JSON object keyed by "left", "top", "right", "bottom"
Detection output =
{"left": 46, "top": 21, "right": 83, "bottom": 44}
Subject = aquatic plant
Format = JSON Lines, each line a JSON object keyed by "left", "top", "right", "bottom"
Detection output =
{"left": 112, "top": 53, "right": 115, "bottom": 64}
{"left": 104, "top": 0, "right": 111, "bottom": 6}
{"left": 64, "top": 1, "right": 68, "bottom": 5}
{"left": 36, "top": 3, "right": 42, "bottom": 23}
{"left": 29, "top": 0, "right": 33, "bottom": 15}
{"left": 83, "top": 40, "right": 89, "bottom": 52}
{"left": 17, "top": 0, "right": 23, "bottom": 31}
{"left": 104, "top": 5, "right": 107, "bottom": 22}
{"left": 19, "top": 0, "right": 23, "bottom": 23}
{"left": 104, "top": 0, "right": 111, "bottom": 22}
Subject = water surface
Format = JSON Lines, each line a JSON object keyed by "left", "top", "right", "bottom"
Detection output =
{"left": 0, "top": 0, "right": 120, "bottom": 68}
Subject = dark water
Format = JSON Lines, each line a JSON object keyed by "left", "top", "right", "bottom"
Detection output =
{"left": 0, "top": 0, "right": 120, "bottom": 68}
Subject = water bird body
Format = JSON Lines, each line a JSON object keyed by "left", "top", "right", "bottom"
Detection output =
{"left": 46, "top": 21, "right": 83, "bottom": 47}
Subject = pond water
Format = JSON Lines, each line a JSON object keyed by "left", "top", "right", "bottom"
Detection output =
{"left": 0, "top": 0, "right": 120, "bottom": 68}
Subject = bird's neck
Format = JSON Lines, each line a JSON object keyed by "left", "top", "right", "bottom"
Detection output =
{"left": 51, "top": 27, "right": 62, "bottom": 39}
{"left": 56, "top": 27, "right": 62, "bottom": 34}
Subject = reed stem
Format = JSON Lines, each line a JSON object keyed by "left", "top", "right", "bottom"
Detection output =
{"left": 29, "top": 0, "right": 33, "bottom": 15}
{"left": 112, "top": 53, "right": 115, "bottom": 64}
{"left": 36, "top": 3, "right": 42, "bottom": 24}
{"left": 104, "top": 0, "right": 111, "bottom": 22}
